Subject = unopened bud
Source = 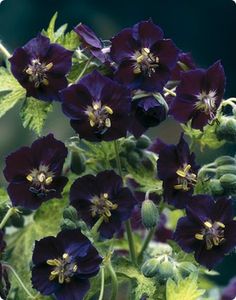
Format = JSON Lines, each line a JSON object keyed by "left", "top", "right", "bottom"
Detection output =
{"left": 70, "top": 150, "right": 86, "bottom": 175}
{"left": 177, "top": 262, "right": 197, "bottom": 278}
{"left": 219, "top": 174, "right": 236, "bottom": 193}
{"left": 141, "top": 258, "right": 160, "bottom": 278}
{"left": 209, "top": 179, "right": 224, "bottom": 196}
{"left": 216, "top": 117, "right": 236, "bottom": 143}
{"left": 141, "top": 199, "right": 159, "bottom": 229}
{"left": 136, "top": 135, "right": 152, "bottom": 149}
{"left": 215, "top": 156, "right": 236, "bottom": 167}
{"left": 216, "top": 165, "right": 236, "bottom": 178}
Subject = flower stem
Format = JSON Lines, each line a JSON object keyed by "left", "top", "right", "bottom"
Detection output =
{"left": 76, "top": 57, "right": 93, "bottom": 81}
{"left": 0, "top": 207, "right": 18, "bottom": 229}
{"left": 108, "top": 263, "right": 118, "bottom": 300}
{"left": 137, "top": 227, "right": 156, "bottom": 263}
{"left": 98, "top": 267, "right": 105, "bottom": 300}
{"left": 0, "top": 43, "right": 11, "bottom": 59}
{"left": 113, "top": 140, "right": 137, "bottom": 265}
{"left": 91, "top": 216, "right": 104, "bottom": 237}
{"left": 3, "top": 263, "right": 36, "bottom": 299}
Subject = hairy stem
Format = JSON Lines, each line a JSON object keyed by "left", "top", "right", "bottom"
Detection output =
{"left": 0, "top": 207, "right": 18, "bottom": 229}
{"left": 138, "top": 227, "right": 156, "bottom": 262}
{"left": 76, "top": 57, "right": 93, "bottom": 81}
{"left": 108, "top": 263, "right": 118, "bottom": 300}
{"left": 0, "top": 43, "right": 11, "bottom": 59}
{"left": 3, "top": 264, "right": 36, "bottom": 299}
{"left": 98, "top": 267, "right": 105, "bottom": 300}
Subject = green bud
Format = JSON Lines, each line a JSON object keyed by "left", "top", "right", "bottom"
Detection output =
{"left": 136, "top": 135, "right": 152, "bottom": 149}
{"left": 215, "top": 156, "right": 236, "bottom": 167}
{"left": 70, "top": 150, "right": 86, "bottom": 175}
{"left": 141, "top": 258, "right": 160, "bottom": 278}
{"left": 127, "top": 150, "right": 141, "bottom": 168}
{"left": 11, "top": 214, "right": 25, "bottom": 228}
{"left": 156, "top": 259, "right": 174, "bottom": 280}
{"left": 209, "top": 179, "right": 224, "bottom": 196}
{"left": 216, "top": 117, "right": 236, "bottom": 143}
{"left": 216, "top": 165, "right": 236, "bottom": 178}
{"left": 219, "top": 174, "right": 236, "bottom": 193}
{"left": 63, "top": 206, "right": 78, "bottom": 222}
{"left": 61, "top": 218, "right": 77, "bottom": 230}
{"left": 141, "top": 199, "right": 159, "bottom": 229}
{"left": 177, "top": 262, "right": 198, "bottom": 278}
{"left": 123, "top": 139, "right": 136, "bottom": 151}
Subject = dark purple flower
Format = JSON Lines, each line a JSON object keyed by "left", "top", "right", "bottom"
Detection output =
{"left": 174, "top": 196, "right": 236, "bottom": 269}
{"left": 170, "top": 52, "right": 196, "bottom": 81}
{"left": 157, "top": 134, "right": 199, "bottom": 208}
{"left": 129, "top": 95, "right": 167, "bottom": 138}
{"left": 9, "top": 34, "right": 73, "bottom": 102}
{"left": 74, "top": 23, "right": 108, "bottom": 63}
{"left": 0, "top": 264, "right": 10, "bottom": 300}
{"left": 221, "top": 277, "right": 236, "bottom": 300}
{"left": 110, "top": 20, "right": 179, "bottom": 92}
{"left": 0, "top": 230, "right": 6, "bottom": 254}
{"left": 169, "top": 61, "right": 225, "bottom": 130}
{"left": 61, "top": 70, "right": 131, "bottom": 141}
{"left": 154, "top": 214, "right": 173, "bottom": 243}
{"left": 31, "top": 229, "right": 102, "bottom": 300}
{"left": 70, "top": 170, "right": 137, "bottom": 239}
{"left": 3, "top": 134, "right": 68, "bottom": 210}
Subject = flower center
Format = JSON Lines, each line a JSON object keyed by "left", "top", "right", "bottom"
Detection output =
{"left": 133, "top": 47, "right": 159, "bottom": 77}
{"left": 90, "top": 193, "right": 118, "bottom": 222}
{"left": 174, "top": 164, "right": 197, "bottom": 191}
{"left": 25, "top": 59, "right": 53, "bottom": 88}
{"left": 85, "top": 101, "right": 113, "bottom": 134}
{"left": 26, "top": 164, "right": 55, "bottom": 198}
{"left": 47, "top": 253, "right": 78, "bottom": 284}
{"left": 195, "top": 90, "right": 217, "bottom": 119}
{"left": 195, "top": 221, "right": 225, "bottom": 250}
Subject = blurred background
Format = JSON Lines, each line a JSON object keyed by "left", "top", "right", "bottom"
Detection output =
{"left": 0, "top": 0, "right": 236, "bottom": 288}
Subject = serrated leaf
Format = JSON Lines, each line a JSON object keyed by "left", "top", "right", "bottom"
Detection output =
{"left": 114, "top": 257, "right": 158, "bottom": 300}
{"left": 45, "top": 12, "right": 58, "bottom": 42}
{"left": 20, "top": 97, "right": 53, "bottom": 136}
{"left": 6, "top": 199, "right": 66, "bottom": 300}
{"left": 57, "top": 30, "right": 80, "bottom": 51}
{"left": 166, "top": 274, "right": 205, "bottom": 300}
{"left": 0, "top": 67, "right": 26, "bottom": 118}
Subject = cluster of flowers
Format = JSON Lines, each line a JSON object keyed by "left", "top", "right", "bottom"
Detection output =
{"left": 1, "top": 18, "right": 236, "bottom": 300}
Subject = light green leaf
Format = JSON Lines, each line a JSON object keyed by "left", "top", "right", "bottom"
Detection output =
{"left": 57, "top": 30, "right": 80, "bottom": 51}
{"left": 20, "top": 97, "right": 53, "bottom": 136}
{"left": 44, "top": 12, "right": 58, "bottom": 42}
{"left": 166, "top": 273, "right": 205, "bottom": 300}
{"left": 114, "top": 257, "right": 158, "bottom": 300}
{"left": 0, "top": 67, "right": 26, "bottom": 118}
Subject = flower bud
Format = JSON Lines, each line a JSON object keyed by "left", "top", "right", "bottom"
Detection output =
{"left": 141, "top": 199, "right": 159, "bottom": 229}
{"left": 123, "top": 139, "right": 136, "bottom": 151}
{"left": 127, "top": 150, "right": 141, "bottom": 168}
{"left": 156, "top": 259, "right": 175, "bottom": 280}
{"left": 70, "top": 150, "right": 86, "bottom": 175}
{"left": 219, "top": 174, "right": 236, "bottom": 193}
{"left": 141, "top": 258, "right": 160, "bottom": 278}
{"left": 216, "top": 165, "right": 236, "bottom": 178}
{"left": 216, "top": 117, "right": 236, "bottom": 143}
{"left": 215, "top": 155, "right": 236, "bottom": 167}
{"left": 209, "top": 179, "right": 224, "bottom": 196}
{"left": 136, "top": 135, "right": 152, "bottom": 149}
{"left": 63, "top": 206, "right": 78, "bottom": 222}
{"left": 177, "top": 262, "right": 197, "bottom": 278}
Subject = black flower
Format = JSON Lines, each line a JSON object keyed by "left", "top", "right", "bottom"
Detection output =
{"left": 61, "top": 70, "right": 131, "bottom": 141}
{"left": 157, "top": 134, "right": 199, "bottom": 209}
{"left": 70, "top": 170, "right": 137, "bottom": 239}
{"left": 174, "top": 196, "right": 236, "bottom": 269}
{"left": 32, "top": 229, "right": 102, "bottom": 300}
{"left": 221, "top": 277, "right": 236, "bottom": 300}
{"left": 129, "top": 95, "right": 167, "bottom": 138}
{"left": 110, "top": 20, "right": 179, "bottom": 92}
{"left": 9, "top": 34, "right": 73, "bottom": 102}
{"left": 3, "top": 134, "right": 68, "bottom": 210}
{"left": 169, "top": 61, "right": 225, "bottom": 130}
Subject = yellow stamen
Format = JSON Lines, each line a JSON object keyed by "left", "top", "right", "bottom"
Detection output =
{"left": 26, "top": 175, "right": 33, "bottom": 182}
{"left": 105, "top": 118, "right": 111, "bottom": 128}
{"left": 47, "top": 259, "right": 61, "bottom": 267}
{"left": 216, "top": 221, "right": 225, "bottom": 228}
{"left": 195, "top": 233, "right": 204, "bottom": 240}
{"left": 204, "top": 221, "right": 213, "bottom": 228}
{"left": 45, "top": 176, "right": 53, "bottom": 185}
{"left": 104, "top": 106, "right": 113, "bottom": 115}
{"left": 45, "top": 62, "right": 53, "bottom": 71}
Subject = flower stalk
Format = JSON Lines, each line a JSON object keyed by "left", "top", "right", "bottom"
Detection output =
{"left": 0, "top": 207, "right": 18, "bottom": 229}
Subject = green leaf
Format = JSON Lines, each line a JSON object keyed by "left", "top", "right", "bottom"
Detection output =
{"left": 182, "top": 122, "right": 225, "bottom": 151}
{"left": 6, "top": 198, "right": 67, "bottom": 300}
{"left": 20, "top": 97, "right": 53, "bottom": 136}
{"left": 0, "top": 67, "right": 26, "bottom": 118}
{"left": 114, "top": 257, "right": 158, "bottom": 300}
{"left": 166, "top": 274, "right": 205, "bottom": 300}
{"left": 57, "top": 30, "right": 80, "bottom": 51}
